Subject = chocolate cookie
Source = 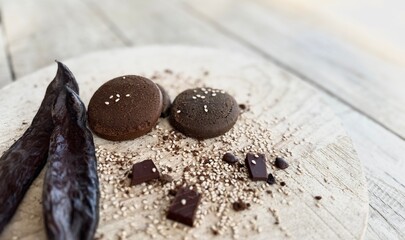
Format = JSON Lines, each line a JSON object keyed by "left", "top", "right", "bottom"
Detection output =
{"left": 170, "top": 87, "right": 239, "bottom": 139}
{"left": 157, "top": 84, "right": 171, "bottom": 118}
{"left": 88, "top": 75, "right": 162, "bottom": 141}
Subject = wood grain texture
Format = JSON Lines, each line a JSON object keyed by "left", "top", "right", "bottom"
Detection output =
{"left": 366, "top": 171, "right": 405, "bottom": 240}
{"left": 323, "top": 96, "right": 405, "bottom": 240}
{"left": 82, "top": 0, "right": 252, "bottom": 55}
{"left": 0, "top": 0, "right": 125, "bottom": 78}
{"left": 0, "top": 47, "right": 369, "bottom": 239}
{"left": 183, "top": 0, "right": 405, "bottom": 140}
{"left": 257, "top": 0, "right": 405, "bottom": 67}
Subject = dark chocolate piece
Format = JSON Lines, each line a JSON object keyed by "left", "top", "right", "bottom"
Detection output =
{"left": 245, "top": 153, "right": 268, "bottom": 181}
{"left": 167, "top": 187, "right": 201, "bottom": 227}
{"left": 232, "top": 200, "right": 248, "bottom": 211}
{"left": 238, "top": 104, "right": 246, "bottom": 110}
{"left": 266, "top": 173, "right": 276, "bottom": 185}
{"left": 274, "top": 157, "right": 289, "bottom": 169}
{"left": 130, "top": 160, "right": 160, "bottom": 186}
{"left": 222, "top": 152, "right": 238, "bottom": 164}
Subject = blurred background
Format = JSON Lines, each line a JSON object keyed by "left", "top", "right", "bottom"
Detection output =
{"left": 0, "top": 0, "right": 404, "bottom": 239}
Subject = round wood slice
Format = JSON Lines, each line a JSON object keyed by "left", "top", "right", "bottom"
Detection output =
{"left": 0, "top": 46, "right": 368, "bottom": 240}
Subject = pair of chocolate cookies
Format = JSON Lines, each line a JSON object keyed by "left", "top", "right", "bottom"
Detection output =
{"left": 88, "top": 75, "right": 239, "bottom": 141}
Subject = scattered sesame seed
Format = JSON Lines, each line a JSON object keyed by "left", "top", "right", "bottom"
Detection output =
{"left": 251, "top": 160, "right": 257, "bottom": 165}
{"left": 116, "top": 94, "right": 120, "bottom": 98}
{"left": 92, "top": 70, "right": 310, "bottom": 238}
{"left": 152, "top": 168, "right": 157, "bottom": 173}
{"left": 181, "top": 199, "right": 187, "bottom": 205}
{"left": 126, "top": 94, "right": 130, "bottom": 97}
{"left": 105, "top": 102, "right": 110, "bottom": 105}
{"left": 109, "top": 95, "right": 114, "bottom": 99}
{"left": 115, "top": 98, "right": 120, "bottom": 102}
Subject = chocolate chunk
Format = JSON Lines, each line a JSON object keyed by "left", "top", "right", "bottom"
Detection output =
{"left": 274, "top": 157, "right": 289, "bottom": 169}
{"left": 280, "top": 181, "right": 286, "bottom": 186}
{"left": 222, "top": 152, "right": 238, "bottom": 164}
{"left": 167, "top": 187, "right": 201, "bottom": 227}
{"left": 238, "top": 104, "right": 246, "bottom": 110}
{"left": 266, "top": 173, "right": 276, "bottom": 185}
{"left": 211, "top": 229, "right": 219, "bottom": 235}
{"left": 232, "top": 200, "right": 249, "bottom": 211}
{"left": 245, "top": 153, "right": 268, "bottom": 181}
{"left": 314, "top": 196, "right": 322, "bottom": 200}
{"left": 130, "top": 159, "right": 160, "bottom": 186}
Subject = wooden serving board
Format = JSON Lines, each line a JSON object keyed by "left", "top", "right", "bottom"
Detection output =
{"left": 0, "top": 46, "right": 368, "bottom": 240}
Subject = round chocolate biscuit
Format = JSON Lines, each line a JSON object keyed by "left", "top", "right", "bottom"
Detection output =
{"left": 157, "top": 84, "right": 171, "bottom": 118}
{"left": 170, "top": 87, "right": 239, "bottom": 139}
{"left": 88, "top": 75, "right": 162, "bottom": 141}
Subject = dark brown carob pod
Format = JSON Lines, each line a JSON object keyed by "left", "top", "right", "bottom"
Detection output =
{"left": 43, "top": 86, "right": 99, "bottom": 240}
{"left": 0, "top": 62, "right": 78, "bottom": 233}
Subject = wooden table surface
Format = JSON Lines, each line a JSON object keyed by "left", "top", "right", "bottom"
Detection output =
{"left": 0, "top": 0, "right": 404, "bottom": 239}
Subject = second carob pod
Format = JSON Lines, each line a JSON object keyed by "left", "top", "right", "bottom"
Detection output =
{"left": 0, "top": 62, "right": 78, "bottom": 233}
{"left": 42, "top": 86, "right": 99, "bottom": 240}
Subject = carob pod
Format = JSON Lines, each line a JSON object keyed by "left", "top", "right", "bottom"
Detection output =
{"left": 42, "top": 86, "right": 99, "bottom": 240}
{"left": 0, "top": 62, "right": 78, "bottom": 233}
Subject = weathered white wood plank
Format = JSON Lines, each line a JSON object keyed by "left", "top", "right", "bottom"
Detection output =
{"left": 325, "top": 96, "right": 405, "bottom": 240}
{"left": 366, "top": 172, "right": 405, "bottom": 240}
{"left": 256, "top": 0, "right": 405, "bottom": 67}
{"left": 0, "top": 25, "right": 12, "bottom": 88}
{"left": 82, "top": 0, "right": 253, "bottom": 56}
{"left": 183, "top": 0, "right": 405, "bottom": 140}
{"left": 1, "top": 0, "right": 125, "bottom": 78}
{"left": 308, "top": 92, "right": 405, "bottom": 240}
